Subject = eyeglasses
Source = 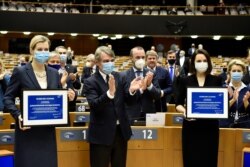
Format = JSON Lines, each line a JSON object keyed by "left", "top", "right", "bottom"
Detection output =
{"left": 59, "top": 52, "right": 66, "bottom": 55}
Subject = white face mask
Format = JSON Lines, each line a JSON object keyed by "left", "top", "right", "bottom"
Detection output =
{"left": 85, "top": 62, "right": 91, "bottom": 67}
{"left": 195, "top": 62, "right": 208, "bottom": 73}
{"left": 135, "top": 59, "right": 145, "bottom": 70}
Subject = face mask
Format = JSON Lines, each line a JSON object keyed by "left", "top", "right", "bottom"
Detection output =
{"left": 223, "top": 68, "right": 227, "bottom": 72}
{"left": 60, "top": 54, "right": 67, "bottom": 63}
{"left": 86, "top": 62, "right": 91, "bottom": 67}
{"left": 168, "top": 59, "right": 176, "bottom": 65}
{"left": 102, "top": 62, "right": 114, "bottom": 75}
{"left": 231, "top": 72, "right": 243, "bottom": 82}
{"left": 135, "top": 59, "right": 145, "bottom": 70}
{"left": 34, "top": 51, "right": 49, "bottom": 64}
{"left": 195, "top": 62, "right": 208, "bottom": 73}
{"left": 48, "top": 64, "right": 61, "bottom": 70}
{"left": 20, "top": 63, "right": 26, "bottom": 66}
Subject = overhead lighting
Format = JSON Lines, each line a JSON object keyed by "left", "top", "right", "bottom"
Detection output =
{"left": 47, "top": 32, "right": 55, "bottom": 36}
{"left": 235, "top": 35, "right": 244, "bottom": 40}
{"left": 191, "top": 35, "right": 198, "bottom": 39}
{"left": 213, "top": 35, "right": 221, "bottom": 40}
{"left": 102, "top": 35, "right": 108, "bottom": 39}
{"left": 93, "top": 34, "right": 100, "bottom": 37}
{"left": 61, "top": 39, "right": 65, "bottom": 42}
{"left": 138, "top": 35, "right": 145, "bottom": 38}
{"left": 115, "top": 34, "right": 123, "bottom": 39}
{"left": 97, "top": 36, "right": 103, "bottom": 40}
{"left": 0, "top": 31, "right": 8, "bottom": 34}
{"left": 110, "top": 37, "right": 116, "bottom": 40}
{"left": 129, "top": 36, "right": 136, "bottom": 39}
{"left": 70, "top": 33, "right": 78, "bottom": 37}
{"left": 23, "top": 32, "right": 31, "bottom": 35}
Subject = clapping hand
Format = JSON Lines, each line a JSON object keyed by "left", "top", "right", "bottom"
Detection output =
{"left": 129, "top": 77, "right": 142, "bottom": 93}
{"left": 67, "top": 88, "right": 76, "bottom": 101}
{"left": 108, "top": 74, "right": 116, "bottom": 96}
{"left": 18, "top": 115, "right": 31, "bottom": 131}
{"left": 243, "top": 91, "right": 250, "bottom": 103}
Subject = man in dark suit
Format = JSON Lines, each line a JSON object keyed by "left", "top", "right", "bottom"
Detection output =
{"left": 81, "top": 53, "right": 96, "bottom": 84}
{"left": 121, "top": 46, "right": 161, "bottom": 123}
{"left": 56, "top": 46, "right": 81, "bottom": 111}
{"left": 83, "top": 46, "right": 137, "bottom": 167}
{"left": 55, "top": 46, "right": 81, "bottom": 90}
{"left": 175, "top": 50, "right": 190, "bottom": 77}
{"left": 145, "top": 50, "right": 172, "bottom": 112}
{"left": 242, "top": 53, "right": 250, "bottom": 86}
{"left": 188, "top": 43, "right": 196, "bottom": 57}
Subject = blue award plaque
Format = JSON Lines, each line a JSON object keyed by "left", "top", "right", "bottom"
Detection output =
{"left": 23, "top": 90, "right": 68, "bottom": 126}
{"left": 187, "top": 88, "right": 228, "bottom": 119}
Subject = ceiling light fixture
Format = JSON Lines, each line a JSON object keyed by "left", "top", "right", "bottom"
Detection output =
{"left": 138, "top": 35, "right": 145, "bottom": 38}
{"left": 190, "top": 35, "right": 198, "bottom": 39}
{"left": 235, "top": 35, "right": 244, "bottom": 40}
{"left": 93, "top": 34, "right": 100, "bottom": 37}
{"left": 213, "top": 35, "right": 221, "bottom": 40}
{"left": 70, "top": 33, "right": 78, "bottom": 37}
{"left": 47, "top": 32, "right": 55, "bottom": 36}
{"left": 23, "top": 32, "right": 31, "bottom": 35}
{"left": 0, "top": 31, "right": 8, "bottom": 34}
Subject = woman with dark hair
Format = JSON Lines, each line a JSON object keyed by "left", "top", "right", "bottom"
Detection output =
{"left": 176, "top": 49, "right": 222, "bottom": 167}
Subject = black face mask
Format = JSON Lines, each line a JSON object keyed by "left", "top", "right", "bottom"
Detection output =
{"left": 223, "top": 68, "right": 227, "bottom": 72}
{"left": 168, "top": 59, "right": 176, "bottom": 65}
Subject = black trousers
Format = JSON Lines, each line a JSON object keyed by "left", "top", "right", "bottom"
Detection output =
{"left": 90, "top": 126, "right": 128, "bottom": 167}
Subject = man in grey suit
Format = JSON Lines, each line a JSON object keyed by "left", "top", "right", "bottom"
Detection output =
{"left": 121, "top": 46, "right": 161, "bottom": 124}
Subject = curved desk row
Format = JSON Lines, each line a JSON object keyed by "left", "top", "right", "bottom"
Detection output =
{"left": 1, "top": 127, "right": 250, "bottom": 167}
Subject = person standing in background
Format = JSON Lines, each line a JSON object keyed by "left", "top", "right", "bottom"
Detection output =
{"left": 145, "top": 50, "right": 172, "bottom": 112}
{"left": 242, "top": 52, "right": 250, "bottom": 87}
{"left": 81, "top": 53, "right": 96, "bottom": 84}
{"left": 4, "top": 35, "right": 75, "bottom": 167}
{"left": 0, "top": 60, "right": 11, "bottom": 111}
{"left": 176, "top": 49, "right": 222, "bottom": 167}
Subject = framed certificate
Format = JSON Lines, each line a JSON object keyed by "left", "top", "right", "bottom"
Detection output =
{"left": 23, "top": 90, "right": 68, "bottom": 126}
{"left": 187, "top": 87, "right": 228, "bottom": 119}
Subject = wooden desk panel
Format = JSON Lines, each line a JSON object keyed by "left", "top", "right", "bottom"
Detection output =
{"left": 0, "top": 113, "right": 15, "bottom": 129}
{"left": 58, "top": 151, "right": 90, "bottom": 167}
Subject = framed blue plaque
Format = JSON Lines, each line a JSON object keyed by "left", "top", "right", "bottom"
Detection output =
{"left": 187, "top": 87, "right": 228, "bottom": 119}
{"left": 22, "top": 90, "right": 68, "bottom": 126}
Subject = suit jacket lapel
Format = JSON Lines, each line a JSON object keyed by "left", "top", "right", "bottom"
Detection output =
{"left": 25, "top": 63, "right": 41, "bottom": 89}
{"left": 46, "top": 66, "right": 54, "bottom": 89}
{"left": 95, "top": 70, "right": 108, "bottom": 91}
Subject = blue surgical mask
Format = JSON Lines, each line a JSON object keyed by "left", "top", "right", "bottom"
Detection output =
{"left": 60, "top": 54, "right": 67, "bottom": 63}
{"left": 48, "top": 64, "right": 61, "bottom": 70}
{"left": 34, "top": 51, "right": 49, "bottom": 64}
{"left": 231, "top": 72, "right": 243, "bottom": 82}
{"left": 102, "top": 62, "right": 114, "bottom": 75}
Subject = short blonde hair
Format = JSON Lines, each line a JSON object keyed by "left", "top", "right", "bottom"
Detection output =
{"left": 146, "top": 50, "right": 158, "bottom": 59}
{"left": 86, "top": 54, "right": 95, "bottom": 61}
{"left": 227, "top": 59, "right": 246, "bottom": 74}
{"left": 29, "top": 35, "right": 50, "bottom": 53}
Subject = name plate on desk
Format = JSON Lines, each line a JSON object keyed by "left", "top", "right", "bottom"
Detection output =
{"left": 187, "top": 88, "right": 228, "bottom": 119}
{"left": 61, "top": 129, "right": 88, "bottom": 141}
{"left": 23, "top": 90, "right": 68, "bottom": 126}
{"left": 75, "top": 114, "right": 90, "bottom": 123}
{"left": 0, "top": 132, "right": 14, "bottom": 145}
{"left": 173, "top": 115, "right": 184, "bottom": 124}
{"left": 131, "top": 129, "right": 158, "bottom": 140}
{"left": 243, "top": 132, "right": 250, "bottom": 143}
{"left": 76, "top": 103, "right": 85, "bottom": 112}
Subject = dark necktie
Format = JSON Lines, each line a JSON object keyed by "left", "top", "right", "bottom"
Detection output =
{"left": 135, "top": 71, "right": 142, "bottom": 77}
{"left": 106, "top": 74, "right": 109, "bottom": 86}
{"left": 169, "top": 66, "right": 174, "bottom": 81}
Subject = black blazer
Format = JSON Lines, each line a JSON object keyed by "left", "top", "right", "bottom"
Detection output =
{"left": 121, "top": 67, "right": 161, "bottom": 120}
{"left": 83, "top": 70, "right": 132, "bottom": 145}
{"left": 176, "top": 57, "right": 190, "bottom": 76}
{"left": 154, "top": 66, "right": 172, "bottom": 112}
{"left": 176, "top": 74, "right": 222, "bottom": 106}
{"left": 81, "top": 66, "right": 92, "bottom": 84}
{"left": 242, "top": 66, "right": 250, "bottom": 86}
{"left": 4, "top": 63, "right": 61, "bottom": 120}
